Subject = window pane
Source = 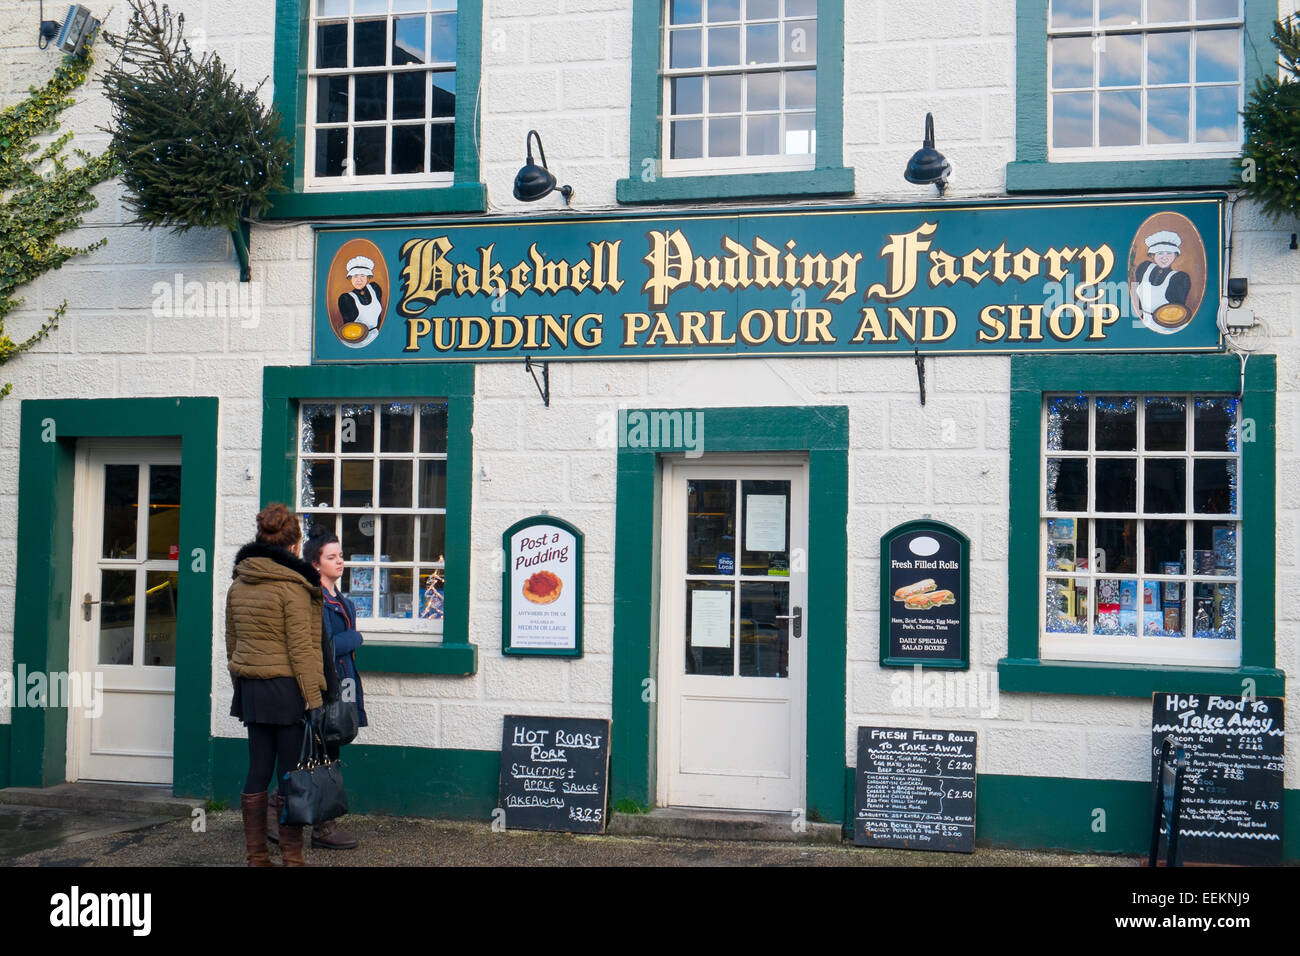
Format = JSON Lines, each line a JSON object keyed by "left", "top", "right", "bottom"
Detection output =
{"left": 1099, "top": 0, "right": 1141, "bottom": 25}
{"left": 103, "top": 464, "right": 139, "bottom": 559}
{"left": 1193, "top": 396, "right": 1237, "bottom": 451}
{"left": 785, "top": 112, "right": 814, "bottom": 154}
{"left": 1195, "top": 28, "right": 1239, "bottom": 82}
{"left": 686, "top": 582, "right": 734, "bottom": 676}
{"left": 749, "top": 0, "right": 778, "bottom": 18}
{"left": 1052, "top": 36, "right": 1094, "bottom": 89}
{"left": 670, "top": 0, "right": 702, "bottom": 24}
{"left": 380, "top": 568, "right": 414, "bottom": 618}
{"left": 317, "top": 76, "right": 349, "bottom": 123}
{"left": 1196, "top": 85, "right": 1238, "bottom": 142}
{"left": 354, "top": 126, "right": 387, "bottom": 174}
{"left": 392, "top": 124, "right": 424, "bottom": 173}
{"left": 146, "top": 465, "right": 181, "bottom": 560}
{"left": 317, "top": 22, "right": 347, "bottom": 69}
{"left": 430, "top": 123, "right": 454, "bottom": 172}
{"left": 1143, "top": 519, "right": 1186, "bottom": 573}
{"left": 382, "top": 514, "right": 415, "bottom": 563}
{"left": 418, "top": 567, "right": 445, "bottom": 620}
{"left": 1144, "top": 396, "right": 1185, "bottom": 450}
{"left": 99, "top": 570, "right": 136, "bottom": 665}
{"left": 1046, "top": 457, "right": 1088, "bottom": 512}
{"left": 784, "top": 19, "right": 815, "bottom": 62}
{"left": 747, "top": 114, "right": 780, "bottom": 154}
{"left": 1147, "top": 31, "right": 1190, "bottom": 84}
{"left": 671, "top": 119, "right": 704, "bottom": 158}
{"left": 144, "top": 570, "right": 178, "bottom": 667}
{"left": 431, "top": 71, "right": 456, "bottom": 117}
{"left": 394, "top": 72, "right": 427, "bottom": 119}
{"left": 418, "top": 459, "right": 447, "bottom": 508}
{"left": 1095, "top": 519, "right": 1136, "bottom": 572}
{"left": 1046, "top": 578, "right": 1088, "bottom": 633}
{"left": 1095, "top": 578, "right": 1136, "bottom": 635}
{"left": 708, "top": 25, "right": 740, "bottom": 65}
{"left": 785, "top": 0, "right": 816, "bottom": 15}
{"left": 745, "top": 23, "right": 779, "bottom": 63}
{"left": 1047, "top": 395, "right": 1089, "bottom": 450}
{"left": 1143, "top": 458, "right": 1186, "bottom": 512}
{"left": 707, "top": 0, "right": 739, "bottom": 20}
{"left": 381, "top": 403, "right": 416, "bottom": 452}
{"left": 355, "top": 0, "right": 386, "bottom": 13}
{"left": 317, "top": 0, "right": 348, "bottom": 14}
{"left": 431, "top": 12, "right": 457, "bottom": 62}
{"left": 354, "top": 20, "right": 387, "bottom": 67}
{"left": 1148, "top": 87, "right": 1190, "bottom": 143}
{"left": 1051, "top": 0, "right": 1092, "bottom": 28}
{"left": 669, "top": 28, "right": 702, "bottom": 68}
{"left": 1193, "top": 521, "right": 1235, "bottom": 575}
{"left": 1192, "top": 459, "right": 1235, "bottom": 514}
{"left": 1143, "top": 579, "right": 1184, "bottom": 636}
{"left": 1099, "top": 33, "right": 1141, "bottom": 86}
{"left": 418, "top": 514, "right": 446, "bottom": 564}
{"left": 302, "top": 405, "right": 336, "bottom": 453}
{"left": 1148, "top": 0, "right": 1190, "bottom": 22}
{"left": 342, "top": 514, "right": 377, "bottom": 562}
{"left": 741, "top": 480, "right": 790, "bottom": 573}
{"left": 315, "top": 127, "right": 347, "bottom": 176}
{"left": 1095, "top": 459, "right": 1137, "bottom": 512}
{"left": 343, "top": 565, "right": 374, "bottom": 614}
{"left": 340, "top": 460, "right": 373, "bottom": 507}
{"left": 1192, "top": 582, "right": 1234, "bottom": 638}
{"left": 394, "top": 0, "right": 428, "bottom": 10}
{"left": 1046, "top": 517, "right": 1087, "bottom": 571}
{"left": 355, "top": 73, "right": 387, "bottom": 121}
{"left": 1196, "top": 0, "right": 1239, "bottom": 18}
{"left": 739, "top": 582, "right": 788, "bottom": 678}
{"left": 341, "top": 404, "right": 375, "bottom": 451}
{"left": 1095, "top": 396, "right": 1136, "bottom": 450}
{"left": 1052, "top": 91, "right": 1093, "bottom": 147}
{"left": 672, "top": 76, "right": 703, "bottom": 114}
{"left": 709, "top": 73, "right": 742, "bottom": 112}
{"left": 687, "top": 479, "right": 735, "bottom": 575}
{"left": 394, "top": 15, "right": 426, "bottom": 64}
{"left": 379, "top": 459, "right": 413, "bottom": 508}
{"left": 1098, "top": 90, "right": 1141, "bottom": 146}
{"left": 785, "top": 68, "right": 815, "bottom": 108}
{"left": 419, "top": 402, "right": 448, "bottom": 452}
{"left": 746, "top": 72, "right": 779, "bottom": 110}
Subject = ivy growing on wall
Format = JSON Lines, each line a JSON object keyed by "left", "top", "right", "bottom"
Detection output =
{"left": 0, "top": 46, "right": 117, "bottom": 400}
{"left": 1240, "top": 18, "right": 1300, "bottom": 222}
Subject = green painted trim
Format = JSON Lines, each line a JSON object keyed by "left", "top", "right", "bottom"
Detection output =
{"left": 618, "top": 0, "right": 853, "bottom": 203}
{"left": 266, "top": 0, "right": 485, "bottom": 219}
{"left": 1001, "top": 354, "right": 1279, "bottom": 698}
{"left": 212, "top": 736, "right": 498, "bottom": 819}
{"left": 501, "top": 515, "right": 585, "bottom": 658}
{"left": 611, "top": 406, "right": 850, "bottom": 823}
{"left": 1009, "top": 0, "right": 1273, "bottom": 192}
{"left": 13, "top": 399, "right": 219, "bottom": 793}
{"left": 879, "top": 519, "right": 970, "bottom": 670}
{"left": 0, "top": 724, "right": 10, "bottom": 789}
{"left": 259, "top": 364, "right": 477, "bottom": 671}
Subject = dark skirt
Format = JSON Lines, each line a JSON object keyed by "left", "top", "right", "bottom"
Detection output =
{"left": 230, "top": 676, "right": 306, "bottom": 726}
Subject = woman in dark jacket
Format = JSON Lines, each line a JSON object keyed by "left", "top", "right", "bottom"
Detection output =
{"left": 303, "top": 531, "right": 367, "bottom": 849}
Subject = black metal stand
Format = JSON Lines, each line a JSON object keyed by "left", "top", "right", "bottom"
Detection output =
{"left": 1148, "top": 735, "right": 1187, "bottom": 867}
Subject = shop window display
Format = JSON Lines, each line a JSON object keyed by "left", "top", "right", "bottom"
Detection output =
{"left": 1040, "top": 392, "right": 1240, "bottom": 666}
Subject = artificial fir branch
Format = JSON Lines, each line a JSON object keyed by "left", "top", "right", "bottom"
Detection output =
{"left": 1240, "top": 17, "right": 1300, "bottom": 222}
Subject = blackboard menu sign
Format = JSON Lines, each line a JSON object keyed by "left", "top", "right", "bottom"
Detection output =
{"left": 880, "top": 520, "right": 969, "bottom": 668}
{"left": 498, "top": 715, "right": 610, "bottom": 833}
{"left": 854, "top": 726, "right": 977, "bottom": 853}
{"left": 1150, "top": 694, "right": 1284, "bottom": 865}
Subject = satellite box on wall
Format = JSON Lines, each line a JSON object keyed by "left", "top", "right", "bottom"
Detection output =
{"left": 56, "top": 5, "right": 99, "bottom": 55}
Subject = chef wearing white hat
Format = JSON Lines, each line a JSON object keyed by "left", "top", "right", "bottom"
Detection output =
{"left": 337, "top": 255, "right": 383, "bottom": 347}
{"left": 1131, "top": 230, "right": 1192, "bottom": 334}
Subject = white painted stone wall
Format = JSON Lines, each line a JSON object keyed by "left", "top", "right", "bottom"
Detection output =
{"left": 0, "top": 1, "right": 1295, "bottom": 795}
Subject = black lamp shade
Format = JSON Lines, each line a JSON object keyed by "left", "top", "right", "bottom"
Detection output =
{"left": 514, "top": 161, "right": 558, "bottom": 202}
{"left": 904, "top": 113, "right": 950, "bottom": 189}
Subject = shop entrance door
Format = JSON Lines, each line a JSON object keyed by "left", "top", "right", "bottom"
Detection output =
{"left": 67, "top": 441, "right": 181, "bottom": 784}
{"left": 657, "top": 459, "right": 808, "bottom": 811}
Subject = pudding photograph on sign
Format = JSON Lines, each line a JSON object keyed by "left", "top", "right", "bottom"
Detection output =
{"left": 325, "top": 237, "right": 390, "bottom": 349}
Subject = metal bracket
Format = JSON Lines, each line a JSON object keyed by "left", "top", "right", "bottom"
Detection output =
{"left": 231, "top": 214, "right": 252, "bottom": 283}
{"left": 525, "top": 356, "right": 550, "bottom": 407}
{"left": 914, "top": 346, "right": 926, "bottom": 406}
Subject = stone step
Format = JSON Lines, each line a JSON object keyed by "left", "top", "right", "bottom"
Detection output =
{"left": 609, "top": 807, "right": 843, "bottom": 844}
{"left": 0, "top": 782, "right": 203, "bottom": 818}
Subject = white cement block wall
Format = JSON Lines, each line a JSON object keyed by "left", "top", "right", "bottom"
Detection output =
{"left": 0, "top": 0, "right": 1296, "bottom": 791}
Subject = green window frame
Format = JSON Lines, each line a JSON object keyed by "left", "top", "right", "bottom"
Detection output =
{"left": 261, "top": 364, "right": 477, "bottom": 675}
{"left": 1006, "top": 0, "right": 1276, "bottom": 192}
{"left": 266, "top": 0, "right": 486, "bottom": 219}
{"left": 999, "top": 353, "right": 1283, "bottom": 698}
{"left": 617, "top": 0, "right": 853, "bottom": 204}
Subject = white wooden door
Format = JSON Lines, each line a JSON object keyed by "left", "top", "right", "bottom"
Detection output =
{"left": 658, "top": 460, "right": 808, "bottom": 811}
{"left": 67, "top": 441, "right": 180, "bottom": 784}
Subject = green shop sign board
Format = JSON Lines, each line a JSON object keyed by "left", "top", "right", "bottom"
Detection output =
{"left": 881, "top": 520, "right": 970, "bottom": 670}
{"left": 312, "top": 195, "right": 1224, "bottom": 363}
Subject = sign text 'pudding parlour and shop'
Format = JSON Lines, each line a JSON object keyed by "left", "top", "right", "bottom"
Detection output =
{"left": 313, "top": 196, "right": 1224, "bottom": 362}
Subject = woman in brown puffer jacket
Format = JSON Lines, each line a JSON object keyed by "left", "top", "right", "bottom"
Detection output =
{"left": 227, "top": 503, "right": 326, "bottom": 866}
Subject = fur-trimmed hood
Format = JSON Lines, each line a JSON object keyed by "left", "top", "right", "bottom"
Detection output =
{"left": 232, "top": 540, "right": 321, "bottom": 588}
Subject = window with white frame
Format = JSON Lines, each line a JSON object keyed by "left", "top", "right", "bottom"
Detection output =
{"left": 1041, "top": 393, "right": 1240, "bottom": 667}
{"left": 308, "top": 0, "right": 457, "bottom": 188}
{"left": 298, "top": 400, "right": 448, "bottom": 635}
{"left": 1047, "top": 0, "right": 1243, "bottom": 159}
{"left": 662, "top": 0, "right": 817, "bottom": 174}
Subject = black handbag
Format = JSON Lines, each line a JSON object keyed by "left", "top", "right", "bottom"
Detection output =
{"left": 280, "top": 719, "right": 348, "bottom": 827}
{"left": 320, "top": 629, "right": 358, "bottom": 746}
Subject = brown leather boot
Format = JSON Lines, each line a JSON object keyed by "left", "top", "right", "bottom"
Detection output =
{"left": 279, "top": 824, "right": 308, "bottom": 867}
{"left": 240, "top": 792, "right": 272, "bottom": 867}
{"left": 266, "top": 792, "right": 283, "bottom": 845}
{"left": 312, "top": 818, "right": 359, "bottom": 849}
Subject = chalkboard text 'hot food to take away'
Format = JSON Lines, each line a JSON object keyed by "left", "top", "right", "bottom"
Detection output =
{"left": 311, "top": 197, "right": 1223, "bottom": 362}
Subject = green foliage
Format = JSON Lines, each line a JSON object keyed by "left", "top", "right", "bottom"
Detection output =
{"left": 102, "top": 0, "right": 290, "bottom": 234}
{"left": 1240, "top": 18, "right": 1300, "bottom": 221}
{"left": 613, "top": 797, "right": 650, "bottom": 815}
{"left": 0, "top": 46, "right": 117, "bottom": 400}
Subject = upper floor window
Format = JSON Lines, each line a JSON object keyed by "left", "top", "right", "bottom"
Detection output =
{"left": 1047, "top": 0, "right": 1243, "bottom": 160}
{"left": 308, "top": 0, "right": 457, "bottom": 189}
{"left": 662, "top": 0, "right": 818, "bottom": 176}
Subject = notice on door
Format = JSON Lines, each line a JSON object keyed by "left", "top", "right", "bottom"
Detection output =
{"left": 745, "top": 494, "right": 787, "bottom": 552}
{"left": 880, "top": 520, "right": 969, "bottom": 668}
{"left": 690, "top": 589, "right": 732, "bottom": 648}
{"left": 502, "top": 516, "right": 584, "bottom": 657}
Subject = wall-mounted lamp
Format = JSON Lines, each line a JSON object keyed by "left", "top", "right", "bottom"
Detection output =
{"left": 513, "top": 130, "right": 573, "bottom": 205}
{"left": 40, "top": 3, "right": 99, "bottom": 53}
{"left": 1226, "top": 277, "right": 1249, "bottom": 308}
{"left": 904, "top": 113, "right": 951, "bottom": 196}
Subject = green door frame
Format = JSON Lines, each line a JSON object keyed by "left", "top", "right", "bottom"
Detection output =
{"left": 10, "top": 398, "right": 218, "bottom": 794}
{"left": 611, "top": 406, "right": 849, "bottom": 822}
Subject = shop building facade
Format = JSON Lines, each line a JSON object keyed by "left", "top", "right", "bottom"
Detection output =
{"left": 0, "top": 0, "right": 1296, "bottom": 857}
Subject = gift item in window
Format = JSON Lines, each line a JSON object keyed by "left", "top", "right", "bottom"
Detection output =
{"left": 420, "top": 566, "right": 445, "bottom": 620}
{"left": 1212, "top": 526, "right": 1235, "bottom": 571}
{"left": 1164, "top": 607, "right": 1181, "bottom": 633}
{"left": 1160, "top": 562, "right": 1181, "bottom": 602}
{"left": 1117, "top": 579, "right": 1138, "bottom": 632}
{"left": 351, "top": 594, "right": 374, "bottom": 617}
{"left": 1194, "top": 550, "right": 1216, "bottom": 575}
{"left": 348, "top": 562, "right": 374, "bottom": 592}
{"left": 1095, "top": 578, "right": 1121, "bottom": 632}
{"left": 391, "top": 592, "right": 413, "bottom": 618}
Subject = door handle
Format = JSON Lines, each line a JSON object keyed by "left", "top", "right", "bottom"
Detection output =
{"left": 776, "top": 606, "right": 802, "bottom": 639}
{"left": 82, "top": 592, "right": 101, "bottom": 622}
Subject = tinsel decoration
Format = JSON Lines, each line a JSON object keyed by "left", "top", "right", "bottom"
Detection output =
{"left": 101, "top": 0, "right": 290, "bottom": 235}
{"left": 1240, "top": 17, "right": 1300, "bottom": 222}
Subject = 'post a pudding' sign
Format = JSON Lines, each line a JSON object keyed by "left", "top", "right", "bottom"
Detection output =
{"left": 880, "top": 520, "right": 970, "bottom": 669}
{"left": 502, "top": 516, "right": 584, "bottom": 657}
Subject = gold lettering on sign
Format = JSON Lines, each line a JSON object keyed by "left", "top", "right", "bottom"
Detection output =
{"left": 866, "top": 222, "right": 937, "bottom": 301}
{"left": 400, "top": 236, "right": 454, "bottom": 314}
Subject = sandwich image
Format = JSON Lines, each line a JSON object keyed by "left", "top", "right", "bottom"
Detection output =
{"left": 893, "top": 579, "right": 955, "bottom": 609}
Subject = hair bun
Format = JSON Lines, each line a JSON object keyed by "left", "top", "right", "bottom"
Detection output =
{"left": 255, "top": 502, "right": 302, "bottom": 549}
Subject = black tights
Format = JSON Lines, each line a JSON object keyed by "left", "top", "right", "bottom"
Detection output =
{"left": 244, "top": 722, "right": 303, "bottom": 794}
